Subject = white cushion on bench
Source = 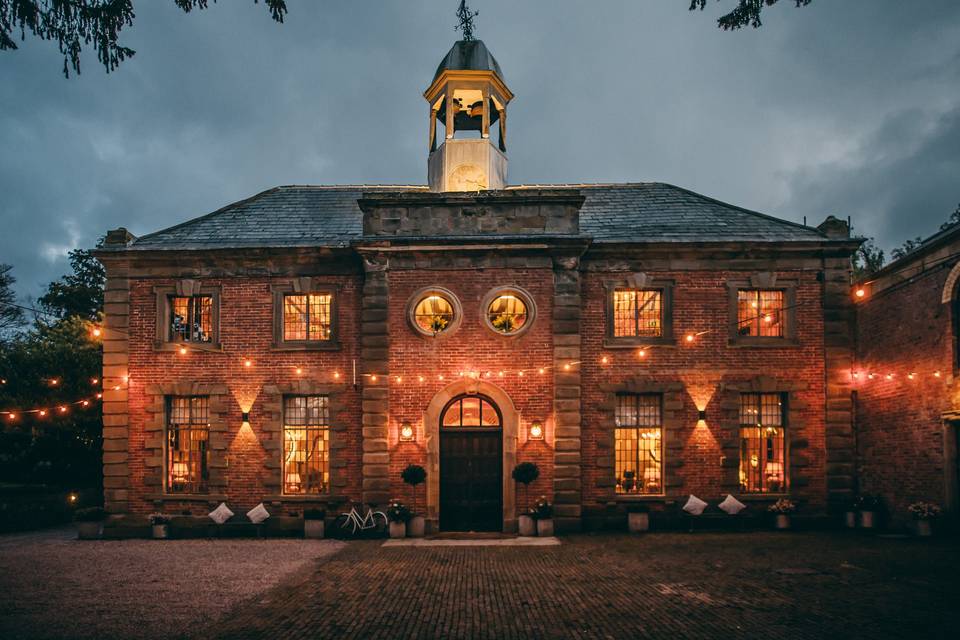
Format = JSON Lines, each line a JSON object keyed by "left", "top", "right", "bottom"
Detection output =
{"left": 682, "top": 494, "right": 708, "bottom": 516}
{"left": 208, "top": 502, "right": 234, "bottom": 525}
{"left": 718, "top": 494, "right": 747, "bottom": 515}
{"left": 247, "top": 503, "right": 270, "bottom": 524}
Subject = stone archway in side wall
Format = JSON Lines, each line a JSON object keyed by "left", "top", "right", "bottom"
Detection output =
{"left": 941, "top": 261, "right": 960, "bottom": 304}
{"left": 423, "top": 378, "right": 519, "bottom": 533}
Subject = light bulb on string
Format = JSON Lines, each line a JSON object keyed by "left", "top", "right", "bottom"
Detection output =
{"left": 91, "top": 327, "right": 102, "bottom": 338}
{"left": 601, "top": 356, "right": 609, "bottom": 365}
{"left": 518, "top": 371, "right": 524, "bottom": 377}
{"left": 907, "top": 373, "right": 915, "bottom": 380}
{"left": 538, "top": 368, "right": 545, "bottom": 375}
{"left": 91, "top": 378, "right": 99, "bottom": 385}
{"left": 333, "top": 371, "right": 340, "bottom": 379}
{"left": 685, "top": 334, "right": 695, "bottom": 343}
{"left": 638, "top": 349, "right": 647, "bottom": 359}
{"left": 295, "top": 367, "right": 303, "bottom": 376}
{"left": 244, "top": 360, "right": 252, "bottom": 368}
{"left": 855, "top": 288, "right": 866, "bottom": 299}
{"left": 934, "top": 371, "right": 942, "bottom": 378}
{"left": 179, "top": 346, "right": 187, "bottom": 355}
{"left": 418, "top": 375, "right": 425, "bottom": 383}
{"left": 38, "top": 410, "right": 46, "bottom": 417}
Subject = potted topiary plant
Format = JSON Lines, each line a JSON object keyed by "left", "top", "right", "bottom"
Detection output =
{"left": 386, "top": 499, "right": 410, "bottom": 538}
{"left": 512, "top": 462, "right": 540, "bottom": 536}
{"left": 532, "top": 495, "right": 554, "bottom": 536}
{"left": 401, "top": 464, "right": 427, "bottom": 538}
{"left": 908, "top": 501, "right": 941, "bottom": 537}
{"left": 304, "top": 508, "right": 326, "bottom": 539}
{"left": 627, "top": 502, "right": 650, "bottom": 533}
{"left": 74, "top": 506, "right": 108, "bottom": 540}
{"left": 768, "top": 498, "right": 796, "bottom": 530}
{"left": 856, "top": 495, "right": 883, "bottom": 529}
{"left": 149, "top": 513, "right": 171, "bottom": 539}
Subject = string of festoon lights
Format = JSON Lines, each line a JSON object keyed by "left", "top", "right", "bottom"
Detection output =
{"left": 0, "top": 375, "right": 129, "bottom": 421}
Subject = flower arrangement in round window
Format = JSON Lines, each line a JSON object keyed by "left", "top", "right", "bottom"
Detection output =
{"left": 483, "top": 287, "right": 535, "bottom": 336}
{"left": 408, "top": 288, "right": 461, "bottom": 338}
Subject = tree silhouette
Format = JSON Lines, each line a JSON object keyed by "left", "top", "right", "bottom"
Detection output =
{"left": 690, "top": 0, "right": 813, "bottom": 30}
{"left": 1, "top": 0, "right": 287, "bottom": 77}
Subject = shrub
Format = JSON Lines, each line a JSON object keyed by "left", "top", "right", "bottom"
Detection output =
{"left": 767, "top": 498, "right": 796, "bottom": 515}
{"left": 401, "top": 464, "right": 427, "bottom": 516}
{"left": 512, "top": 462, "right": 540, "bottom": 513}
{"left": 74, "top": 507, "right": 107, "bottom": 522}
{"left": 149, "top": 513, "right": 171, "bottom": 526}
{"left": 908, "top": 501, "right": 942, "bottom": 520}
{"left": 304, "top": 509, "right": 326, "bottom": 521}
{"left": 386, "top": 499, "right": 411, "bottom": 523}
{"left": 530, "top": 495, "right": 553, "bottom": 520}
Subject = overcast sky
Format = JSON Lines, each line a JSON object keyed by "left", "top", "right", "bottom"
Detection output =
{"left": 2, "top": 0, "right": 959, "bottom": 299}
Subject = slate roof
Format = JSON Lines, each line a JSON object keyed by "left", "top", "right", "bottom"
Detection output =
{"left": 127, "top": 183, "right": 829, "bottom": 251}
{"left": 433, "top": 39, "right": 504, "bottom": 83}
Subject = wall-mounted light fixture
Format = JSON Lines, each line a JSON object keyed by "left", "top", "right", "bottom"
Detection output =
{"left": 400, "top": 422, "right": 414, "bottom": 441}
{"left": 698, "top": 409, "right": 707, "bottom": 421}
{"left": 241, "top": 412, "right": 250, "bottom": 422}
{"left": 529, "top": 421, "right": 544, "bottom": 440}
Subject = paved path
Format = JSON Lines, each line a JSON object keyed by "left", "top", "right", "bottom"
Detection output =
{"left": 206, "top": 532, "right": 960, "bottom": 639}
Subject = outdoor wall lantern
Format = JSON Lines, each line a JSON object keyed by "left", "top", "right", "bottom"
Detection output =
{"left": 241, "top": 411, "right": 250, "bottom": 422}
{"left": 400, "top": 422, "right": 415, "bottom": 441}
{"left": 529, "top": 421, "right": 544, "bottom": 440}
{"left": 698, "top": 409, "right": 707, "bottom": 421}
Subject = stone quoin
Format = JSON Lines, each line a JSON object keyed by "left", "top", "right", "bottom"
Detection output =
{"left": 94, "top": 35, "right": 861, "bottom": 533}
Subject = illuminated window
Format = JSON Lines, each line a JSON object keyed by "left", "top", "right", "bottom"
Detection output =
{"left": 487, "top": 293, "right": 528, "bottom": 334}
{"left": 170, "top": 295, "right": 213, "bottom": 343}
{"left": 737, "top": 290, "right": 785, "bottom": 337}
{"left": 613, "top": 289, "right": 663, "bottom": 337}
{"left": 614, "top": 394, "right": 663, "bottom": 495}
{"left": 413, "top": 294, "right": 455, "bottom": 335}
{"left": 283, "top": 396, "right": 331, "bottom": 495}
{"left": 739, "top": 393, "right": 787, "bottom": 493}
{"left": 283, "top": 293, "right": 332, "bottom": 342}
{"left": 442, "top": 395, "right": 501, "bottom": 428}
{"left": 166, "top": 396, "right": 209, "bottom": 494}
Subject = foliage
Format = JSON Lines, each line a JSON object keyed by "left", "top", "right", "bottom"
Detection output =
{"left": 73, "top": 506, "right": 107, "bottom": 521}
{"left": 490, "top": 313, "right": 516, "bottom": 333}
{"left": 428, "top": 315, "right": 449, "bottom": 333}
{"left": 907, "top": 501, "right": 941, "bottom": 520}
{"left": 891, "top": 237, "right": 924, "bottom": 261}
{"left": 767, "top": 498, "right": 796, "bottom": 514}
{"left": 0, "top": 264, "right": 24, "bottom": 341}
{"left": 38, "top": 249, "right": 105, "bottom": 321}
{"left": 690, "top": 0, "right": 812, "bottom": 30}
{"left": 149, "top": 512, "right": 171, "bottom": 525}
{"left": 852, "top": 238, "right": 885, "bottom": 281}
{"left": 530, "top": 495, "right": 552, "bottom": 520}
{"left": 0, "top": 0, "right": 287, "bottom": 77}
{"left": 386, "top": 498, "right": 411, "bottom": 523}
{"left": 938, "top": 203, "right": 960, "bottom": 232}
{"left": 303, "top": 508, "right": 326, "bottom": 521}
{"left": 401, "top": 463, "right": 427, "bottom": 516}
{"left": 512, "top": 462, "right": 539, "bottom": 486}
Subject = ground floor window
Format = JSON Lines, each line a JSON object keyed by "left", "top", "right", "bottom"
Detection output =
{"left": 739, "top": 392, "right": 787, "bottom": 493}
{"left": 166, "top": 396, "right": 209, "bottom": 493}
{"left": 614, "top": 393, "right": 663, "bottom": 495}
{"left": 283, "top": 395, "right": 330, "bottom": 494}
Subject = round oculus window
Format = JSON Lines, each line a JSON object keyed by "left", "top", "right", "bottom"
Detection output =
{"left": 486, "top": 291, "right": 531, "bottom": 335}
{"left": 412, "top": 292, "right": 458, "bottom": 336}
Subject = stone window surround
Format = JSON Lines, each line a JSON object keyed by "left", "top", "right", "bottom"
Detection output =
{"left": 602, "top": 273, "right": 675, "bottom": 348}
{"left": 595, "top": 379, "right": 684, "bottom": 503}
{"left": 153, "top": 280, "right": 222, "bottom": 352}
{"left": 737, "top": 391, "right": 790, "bottom": 496}
{"left": 480, "top": 284, "right": 537, "bottom": 338}
{"left": 271, "top": 278, "right": 341, "bottom": 351}
{"left": 260, "top": 380, "right": 349, "bottom": 503}
{"left": 143, "top": 382, "right": 231, "bottom": 507}
{"left": 726, "top": 273, "right": 799, "bottom": 346}
{"left": 718, "top": 377, "right": 806, "bottom": 500}
{"left": 405, "top": 285, "right": 464, "bottom": 339}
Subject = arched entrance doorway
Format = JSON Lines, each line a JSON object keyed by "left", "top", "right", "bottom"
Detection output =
{"left": 423, "top": 379, "right": 519, "bottom": 533}
{"left": 439, "top": 394, "right": 503, "bottom": 531}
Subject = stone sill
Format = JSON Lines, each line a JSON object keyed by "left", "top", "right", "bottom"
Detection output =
{"left": 147, "top": 493, "right": 228, "bottom": 502}
{"left": 603, "top": 338, "right": 676, "bottom": 349}
{"left": 727, "top": 338, "right": 800, "bottom": 349}
{"left": 270, "top": 341, "right": 342, "bottom": 352}
{"left": 262, "top": 494, "right": 339, "bottom": 503}
{"left": 614, "top": 495, "right": 668, "bottom": 502}
{"left": 154, "top": 342, "right": 223, "bottom": 353}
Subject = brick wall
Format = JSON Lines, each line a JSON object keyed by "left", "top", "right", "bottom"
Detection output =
{"left": 855, "top": 265, "right": 954, "bottom": 523}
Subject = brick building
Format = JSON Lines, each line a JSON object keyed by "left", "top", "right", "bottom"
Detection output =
{"left": 95, "top": 39, "right": 860, "bottom": 532}
{"left": 854, "top": 225, "right": 960, "bottom": 526}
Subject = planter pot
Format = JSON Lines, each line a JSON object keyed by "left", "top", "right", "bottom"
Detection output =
{"left": 628, "top": 512, "right": 650, "bottom": 533}
{"left": 151, "top": 524, "right": 169, "bottom": 539}
{"left": 76, "top": 521, "right": 103, "bottom": 540}
{"left": 407, "top": 515, "right": 426, "bottom": 538}
{"left": 844, "top": 511, "right": 857, "bottom": 528}
{"left": 518, "top": 514, "right": 536, "bottom": 537}
{"left": 389, "top": 521, "right": 406, "bottom": 538}
{"left": 860, "top": 511, "right": 876, "bottom": 529}
{"left": 304, "top": 520, "right": 325, "bottom": 539}
{"left": 775, "top": 514, "right": 791, "bottom": 530}
{"left": 916, "top": 519, "right": 933, "bottom": 537}
{"left": 536, "top": 518, "right": 554, "bottom": 537}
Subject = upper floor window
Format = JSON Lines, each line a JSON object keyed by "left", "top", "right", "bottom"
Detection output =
{"left": 283, "top": 395, "right": 331, "bottom": 495}
{"left": 407, "top": 287, "right": 462, "bottom": 338}
{"left": 166, "top": 396, "right": 210, "bottom": 494}
{"left": 736, "top": 289, "right": 785, "bottom": 338}
{"left": 283, "top": 293, "right": 333, "bottom": 342}
{"left": 613, "top": 289, "right": 663, "bottom": 338}
{"left": 170, "top": 295, "right": 214, "bottom": 343}
{"left": 482, "top": 286, "right": 536, "bottom": 337}
{"left": 614, "top": 393, "right": 663, "bottom": 495}
{"left": 739, "top": 392, "right": 787, "bottom": 494}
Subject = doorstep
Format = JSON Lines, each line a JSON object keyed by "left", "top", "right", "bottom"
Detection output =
{"left": 382, "top": 536, "right": 561, "bottom": 547}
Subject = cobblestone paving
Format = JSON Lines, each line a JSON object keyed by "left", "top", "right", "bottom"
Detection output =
{"left": 205, "top": 532, "right": 960, "bottom": 639}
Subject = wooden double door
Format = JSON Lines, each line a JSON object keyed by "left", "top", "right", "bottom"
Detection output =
{"left": 439, "top": 395, "right": 503, "bottom": 532}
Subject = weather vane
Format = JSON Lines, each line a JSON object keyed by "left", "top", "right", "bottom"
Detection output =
{"left": 455, "top": 0, "right": 479, "bottom": 42}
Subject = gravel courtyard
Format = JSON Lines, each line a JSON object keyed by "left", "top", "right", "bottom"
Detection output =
{"left": 0, "top": 527, "right": 343, "bottom": 640}
{"left": 2, "top": 529, "right": 958, "bottom": 639}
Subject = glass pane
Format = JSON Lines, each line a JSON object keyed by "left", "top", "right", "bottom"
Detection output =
{"left": 758, "top": 290, "right": 784, "bottom": 337}
{"left": 308, "top": 294, "right": 332, "bottom": 341}
{"left": 613, "top": 290, "right": 636, "bottom": 337}
{"left": 739, "top": 393, "right": 786, "bottom": 493}
{"left": 284, "top": 295, "right": 308, "bottom": 341}
{"left": 480, "top": 399, "right": 500, "bottom": 426}
{"left": 460, "top": 397, "right": 481, "bottom": 426}
{"left": 170, "top": 297, "right": 190, "bottom": 341}
{"left": 193, "top": 296, "right": 213, "bottom": 342}
{"left": 636, "top": 290, "right": 662, "bottom": 337}
{"left": 488, "top": 294, "right": 527, "bottom": 333}
{"left": 414, "top": 295, "right": 455, "bottom": 334}
{"left": 283, "top": 395, "right": 330, "bottom": 495}
{"left": 443, "top": 400, "right": 461, "bottom": 426}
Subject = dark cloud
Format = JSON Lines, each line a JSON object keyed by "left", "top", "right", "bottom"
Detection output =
{"left": 1, "top": 0, "right": 958, "bottom": 298}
